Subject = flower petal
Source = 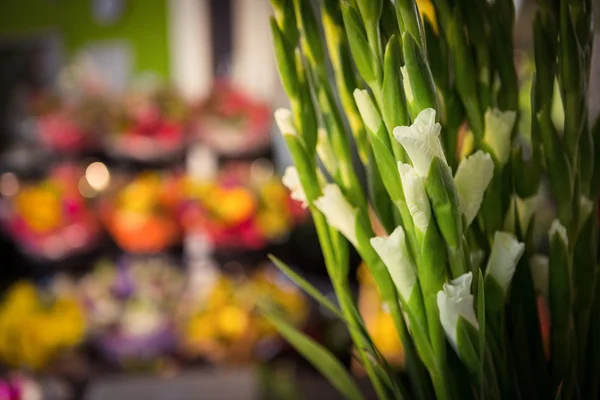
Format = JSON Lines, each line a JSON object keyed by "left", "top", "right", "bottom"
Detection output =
{"left": 437, "top": 272, "right": 478, "bottom": 350}
{"left": 282, "top": 166, "right": 308, "bottom": 208}
{"left": 398, "top": 163, "right": 431, "bottom": 234}
{"left": 314, "top": 184, "right": 358, "bottom": 246}
{"left": 274, "top": 108, "right": 297, "bottom": 136}
{"left": 393, "top": 108, "right": 447, "bottom": 177}
{"left": 370, "top": 226, "right": 417, "bottom": 301}
{"left": 454, "top": 150, "right": 495, "bottom": 226}
{"left": 485, "top": 231, "right": 525, "bottom": 295}
{"left": 483, "top": 108, "right": 516, "bottom": 165}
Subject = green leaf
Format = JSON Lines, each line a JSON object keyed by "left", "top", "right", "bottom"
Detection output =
{"left": 270, "top": 17, "right": 300, "bottom": 99}
{"left": 263, "top": 309, "right": 365, "bottom": 400}
{"left": 340, "top": 1, "right": 379, "bottom": 84}
{"left": 401, "top": 31, "right": 438, "bottom": 118}
{"left": 477, "top": 268, "right": 486, "bottom": 399}
{"left": 293, "top": 0, "right": 325, "bottom": 69}
{"left": 269, "top": 255, "right": 343, "bottom": 319}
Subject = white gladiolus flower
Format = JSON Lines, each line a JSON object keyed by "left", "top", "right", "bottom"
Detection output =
{"left": 437, "top": 272, "right": 478, "bottom": 351}
{"left": 485, "top": 231, "right": 525, "bottom": 295}
{"left": 398, "top": 163, "right": 431, "bottom": 234}
{"left": 483, "top": 108, "right": 517, "bottom": 165}
{"left": 393, "top": 108, "right": 447, "bottom": 178}
{"left": 353, "top": 89, "right": 382, "bottom": 133}
{"left": 454, "top": 150, "right": 495, "bottom": 226}
{"left": 274, "top": 108, "right": 297, "bottom": 136}
{"left": 282, "top": 166, "right": 308, "bottom": 208}
{"left": 549, "top": 219, "right": 568, "bottom": 246}
{"left": 316, "top": 128, "right": 338, "bottom": 175}
{"left": 370, "top": 226, "right": 417, "bottom": 301}
{"left": 504, "top": 195, "right": 539, "bottom": 233}
{"left": 314, "top": 184, "right": 358, "bottom": 246}
{"left": 530, "top": 254, "right": 549, "bottom": 297}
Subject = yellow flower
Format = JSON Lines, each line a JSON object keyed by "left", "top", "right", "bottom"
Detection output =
{"left": 417, "top": 0, "right": 437, "bottom": 32}
{"left": 216, "top": 187, "right": 256, "bottom": 225}
{"left": 256, "top": 209, "right": 291, "bottom": 239}
{"left": 217, "top": 305, "right": 249, "bottom": 341}
{"left": 16, "top": 186, "right": 63, "bottom": 232}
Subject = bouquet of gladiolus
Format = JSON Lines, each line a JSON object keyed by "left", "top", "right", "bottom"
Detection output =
{"left": 265, "top": 0, "right": 598, "bottom": 399}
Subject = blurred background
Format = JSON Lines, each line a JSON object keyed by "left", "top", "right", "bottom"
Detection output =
{"left": 0, "top": 0, "right": 597, "bottom": 399}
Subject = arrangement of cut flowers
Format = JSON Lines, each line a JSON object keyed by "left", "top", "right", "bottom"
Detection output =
{"left": 32, "top": 91, "right": 114, "bottom": 153}
{"left": 105, "top": 86, "right": 188, "bottom": 161}
{"left": 101, "top": 172, "right": 182, "bottom": 253}
{"left": 0, "top": 164, "right": 102, "bottom": 260}
{"left": 78, "top": 257, "right": 185, "bottom": 365}
{"left": 179, "top": 163, "right": 307, "bottom": 251}
{"left": 0, "top": 281, "right": 85, "bottom": 371}
{"left": 266, "top": 0, "right": 599, "bottom": 399}
{"left": 192, "top": 81, "right": 272, "bottom": 156}
{"left": 177, "top": 264, "right": 308, "bottom": 364}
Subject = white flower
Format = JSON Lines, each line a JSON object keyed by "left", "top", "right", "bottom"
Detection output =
{"left": 401, "top": 66, "right": 414, "bottom": 104}
{"left": 437, "top": 272, "right": 478, "bottom": 350}
{"left": 398, "top": 163, "right": 431, "bottom": 234}
{"left": 274, "top": 108, "right": 297, "bottom": 136}
{"left": 485, "top": 231, "right": 525, "bottom": 295}
{"left": 530, "top": 254, "right": 549, "bottom": 297}
{"left": 314, "top": 184, "right": 358, "bottom": 246}
{"left": 370, "top": 226, "right": 417, "bottom": 301}
{"left": 393, "top": 108, "right": 447, "bottom": 178}
{"left": 549, "top": 219, "right": 568, "bottom": 246}
{"left": 282, "top": 166, "right": 308, "bottom": 208}
{"left": 504, "top": 195, "right": 539, "bottom": 233}
{"left": 454, "top": 150, "right": 495, "bottom": 227}
{"left": 353, "top": 89, "right": 382, "bottom": 133}
{"left": 483, "top": 108, "right": 517, "bottom": 165}
{"left": 316, "top": 128, "right": 338, "bottom": 175}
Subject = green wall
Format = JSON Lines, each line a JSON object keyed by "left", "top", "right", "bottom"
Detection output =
{"left": 0, "top": 0, "right": 170, "bottom": 78}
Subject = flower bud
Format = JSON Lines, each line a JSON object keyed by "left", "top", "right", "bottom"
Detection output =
{"left": 454, "top": 150, "right": 495, "bottom": 226}
{"left": 485, "top": 231, "right": 525, "bottom": 296}
{"left": 483, "top": 108, "right": 517, "bottom": 165}
{"left": 370, "top": 226, "right": 417, "bottom": 301}
{"left": 398, "top": 163, "right": 431, "bottom": 235}
{"left": 314, "top": 184, "right": 358, "bottom": 246}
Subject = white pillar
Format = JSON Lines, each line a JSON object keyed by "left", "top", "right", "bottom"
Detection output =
{"left": 168, "top": 0, "right": 213, "bottom": 102}
{"left": 231, "top": 0, "right": 280, "bottom": 102}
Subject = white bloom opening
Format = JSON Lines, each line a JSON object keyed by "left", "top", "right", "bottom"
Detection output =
{"left": 274, "top": 108, "right": 297, "bottom": 136}
{"left": 282, "top": 166, "right": 308, "bottom": 208}
{"left": 316, "top": 128, "right": 338, "bottom": 175}
{"left": 353, "top": 89, "right": 382, "bottom": 133}
{"left": 504, "top": 195, "right": 539, "bottom": 233}
{"left": 314, "top": 184, "right": 358, "bottom": 246}
{"left": 530, "top": 254, "right": 549, "bottom": 297}
{"left": 454, "top": 150, "right": 495, "bottom": 227}
{"left": 398, "top": 163, "right": 431, "bottom": 234}
{"left": 549, "top": 219, "right": 568, "bottom": 246}
{"left": 485, "top": 231, "right": 525, "bottom": 295}
{"left": 393, "top": 108, "right": 447, "bottom": 178}
{"left": 370, "top": 226, "right": 417, "bottom": 301}
{"left": 437, "top": 272, "right": 478, "bottom": 350}
{"left": 483, "top": 108, "right": 517, "bottom": 165}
